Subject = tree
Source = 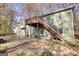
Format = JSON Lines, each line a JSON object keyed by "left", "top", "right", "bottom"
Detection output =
{"left": 22, "top": 3, "right": 52, "bottom": 17}
{"left": 0, "top": 3, "right": 8, "bottom": 9}
{"left": 0, "top": 3, "right": 16, "bottom": 35}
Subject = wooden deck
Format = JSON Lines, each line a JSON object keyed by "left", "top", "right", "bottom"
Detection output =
{"left": 25, "top": 16, "right": 62, "bottom": 40}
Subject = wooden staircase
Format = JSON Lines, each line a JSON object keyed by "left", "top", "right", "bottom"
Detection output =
{"left": 25, "top": 16, "right": 62, "bottom": 40}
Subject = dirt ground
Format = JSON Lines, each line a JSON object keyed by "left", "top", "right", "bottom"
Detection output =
{"left": 0, "top": 35, "right": 79, "bottom": 56}
{"left": 7, "top": 39, "right": 79, "bottom": 56}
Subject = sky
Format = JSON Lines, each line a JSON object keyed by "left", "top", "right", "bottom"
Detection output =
{"left": 9, "top": 3, "right": 23, "bottom": 16}
{"left": 8, "top": 3, "right": 24, "bottom": 22}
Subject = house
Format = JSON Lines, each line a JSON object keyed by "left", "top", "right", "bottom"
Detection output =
{"left": 25, "top": 6, "right": 76, "bottom": 43}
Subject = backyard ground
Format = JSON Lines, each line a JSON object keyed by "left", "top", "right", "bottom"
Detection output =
{"left": 0, "top": 35, "right": 79, "bottom": 56}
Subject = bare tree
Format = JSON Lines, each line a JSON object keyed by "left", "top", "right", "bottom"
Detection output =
{"left": 22, "top": 3, "right": 52, "bottom": 17}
